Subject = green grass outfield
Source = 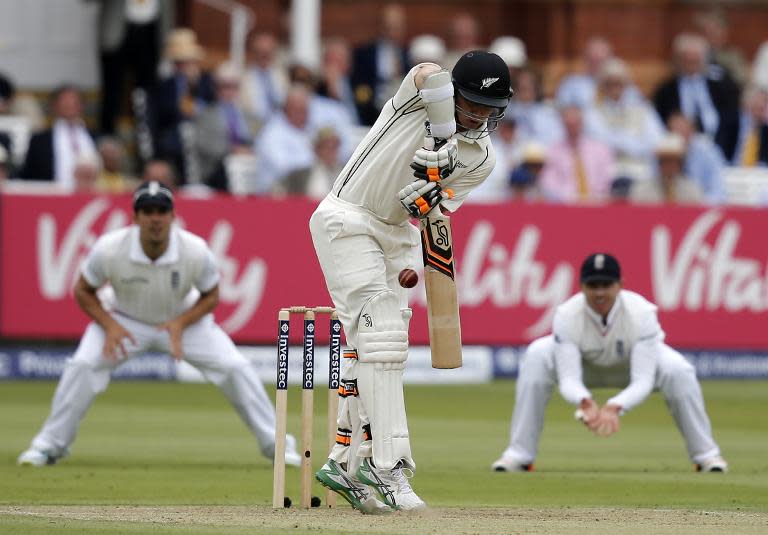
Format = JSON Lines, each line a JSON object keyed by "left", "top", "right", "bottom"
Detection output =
{"left": 1, "top": 380, "right": 766, "bottom": 534}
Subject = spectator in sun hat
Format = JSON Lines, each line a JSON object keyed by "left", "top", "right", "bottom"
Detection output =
{"left": 151, "top": 28, "right": 216, "bottom": 183}
{"left": 630, "top": 133, "right": 704, "bottom": 205}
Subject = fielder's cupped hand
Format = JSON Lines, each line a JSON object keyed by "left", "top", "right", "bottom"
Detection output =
{"left": 575, "top": 398, "right": 600, "bottom": 428}
{"left": 397, "top": 179, "right": 454, "bottom": 218}
{"left": 158, "top": 319, "right": 185, "bottom": 361}
{"left": 591, "top": 404, "right": 621, "bottom": 437}
{"left": 410, "top": 138, "right": 458, "bottom": 182}
{"left": 103, "top": 321, "right": 137, "bottom": 361}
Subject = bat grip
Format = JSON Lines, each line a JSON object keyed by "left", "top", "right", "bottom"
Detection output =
{"left": 428, "top": 136, "right": 447, "bottom": 150}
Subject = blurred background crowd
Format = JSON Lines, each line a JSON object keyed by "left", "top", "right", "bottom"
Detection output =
{"left": 1, "top": 0, "right": 768, "bottom": 207}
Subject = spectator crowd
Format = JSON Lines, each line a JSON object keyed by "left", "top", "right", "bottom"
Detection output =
{"left": 1, "top": 3, "right": 768, "bottom": 207}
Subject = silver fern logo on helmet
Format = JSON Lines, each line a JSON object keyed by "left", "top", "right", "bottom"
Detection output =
{"left": 480, "top": 77, "right": 499, "bottom": 89}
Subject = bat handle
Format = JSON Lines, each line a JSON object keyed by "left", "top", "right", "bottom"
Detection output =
{"left": 424, "top": 136, "right": 448, "bottom": 151}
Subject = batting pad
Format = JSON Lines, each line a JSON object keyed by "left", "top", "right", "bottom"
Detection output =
{"left": 357, "top": 291, "right": 408, "bottom": 364}
{"left": 357, "top": 360, "right": 413, "bottom": 470}
{"left": 353, "top": 291, "right": 413, "bottom": 469}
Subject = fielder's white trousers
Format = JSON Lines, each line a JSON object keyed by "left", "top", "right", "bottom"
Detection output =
{"left": 501, "top": 335, "right": 722, "bottom": 465}
{"left": 29, "top": 312, "right": 279, "bottom": 459}
{"left": 309, "top": 195, "right": 419, "bottom": 470}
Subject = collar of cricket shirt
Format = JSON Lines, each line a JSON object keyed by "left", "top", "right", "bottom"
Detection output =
{"left": 584, "top": 290, "right": 622, "bottom": 331}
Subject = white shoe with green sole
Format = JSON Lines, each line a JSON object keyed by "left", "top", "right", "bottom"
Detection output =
{"left": 356, "top": 457, "right": 426, "bottom": 511}
{"left": 315, "top": 459, "right": 391, "bottom": 515}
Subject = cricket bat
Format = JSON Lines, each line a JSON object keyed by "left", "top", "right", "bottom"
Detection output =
{"left": 421, "top": 210, "right": 462, "bottom": 369}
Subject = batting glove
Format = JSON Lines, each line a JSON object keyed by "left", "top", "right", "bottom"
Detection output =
{"left": 410, "top": 138, "right": 458, "bottom": 182}
{"left": 397, "top": 179, "right": 454, "bottom": 218}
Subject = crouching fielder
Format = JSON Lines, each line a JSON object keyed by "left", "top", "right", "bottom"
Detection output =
{"left": 18, "top": 181, "right": 300, "bottom": 468}
{"left": 311, "top": 51, "right": 512, "bottom": 513}
{"left": 492, "top": 253, "right": 727, "bottom": 473}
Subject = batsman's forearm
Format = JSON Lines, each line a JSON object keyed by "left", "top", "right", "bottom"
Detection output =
{"left": 173, "top": 286, "right": 219, "bottom": 329}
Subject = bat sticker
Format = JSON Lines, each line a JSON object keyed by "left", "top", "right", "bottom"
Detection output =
{"left": 422, "top": 218, "right": 454, "bottom": 279}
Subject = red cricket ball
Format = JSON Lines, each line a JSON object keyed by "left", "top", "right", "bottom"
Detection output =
{"left": 398, "top": 268, "right": 419, "bottom": 288}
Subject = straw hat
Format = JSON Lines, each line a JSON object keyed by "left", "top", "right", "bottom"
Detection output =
{"left": 598, "top": 58, "right": 631, "bottom": 83}
{"left": 215, "top": 61, "right": 242, "bottom": 83}
{"left": 165, "top": 28, "right": 205, "bottom": 62}
{"left": 314, "top": 126, "right": 340, "bottom": 146}
{"left": 74, "top": 152, "right": 102, "bottom": 171}
{"left": 655, "top": 133, "right": 686, "bottom": 157}
{"left": 409, "top": 35, "right": 446, "bottom": 65}
{"left": 489, "top": 36, "right": 527, "bottom": 68}
{"left": 522, "top": 142, "right": 546, "bottom": 164}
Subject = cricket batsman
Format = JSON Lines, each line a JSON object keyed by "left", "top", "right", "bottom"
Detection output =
{"left": 310, "top": 50, "right": 513, "bottom": 512}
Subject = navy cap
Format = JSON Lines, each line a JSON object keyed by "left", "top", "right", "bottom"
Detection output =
{"left": 133, "top": 181, "right": 174, "bottom": 211}
{"left": 580, "top": 253, "right": 621, "bottom": 284}
{"left": 509, "top": 166, "right": 536, "bottom": 187}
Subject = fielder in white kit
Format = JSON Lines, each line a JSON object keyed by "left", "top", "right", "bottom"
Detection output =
{"left": 311, "top": 51, "right": 513, "bottom": 512}
{"left": 18, "top": 181, "right": 300, "bottom": 467}
{"left": 492, "top": 253, "right": 728, "bottom": 473}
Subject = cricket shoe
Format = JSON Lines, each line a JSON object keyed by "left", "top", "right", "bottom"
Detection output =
{"left": 356, "top": 457, "right": 427, "bottom": 511}
{"left": 695, "top": 455, "right": 728, "bottom": 473}
{"left": 315, "top": 459, "right": 391, "bottom": 515}
{"left": 491, "top": 455, "right": 534, "bottom": 472}
{"left": 17, "top": 448, "right": 61, "bottom": 467}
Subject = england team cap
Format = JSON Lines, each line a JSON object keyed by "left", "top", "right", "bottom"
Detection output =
{"left": 133, "top": 181, "right": 174, "bottom": 211}
{"left": 580, "top": 253, "right": 621, "bottom": 284}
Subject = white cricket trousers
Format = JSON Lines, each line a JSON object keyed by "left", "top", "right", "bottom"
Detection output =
{"left": 501, "top": 335, "right": 722, "bottom": 465}
{"left": 29, "top": 312, "right": 279, "bottom": 459}
{"left": 309, "top": 194, "right": 419, "bottom": 471}
{"left": 309, "top": 195, "right": 418, "bottom": 345}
